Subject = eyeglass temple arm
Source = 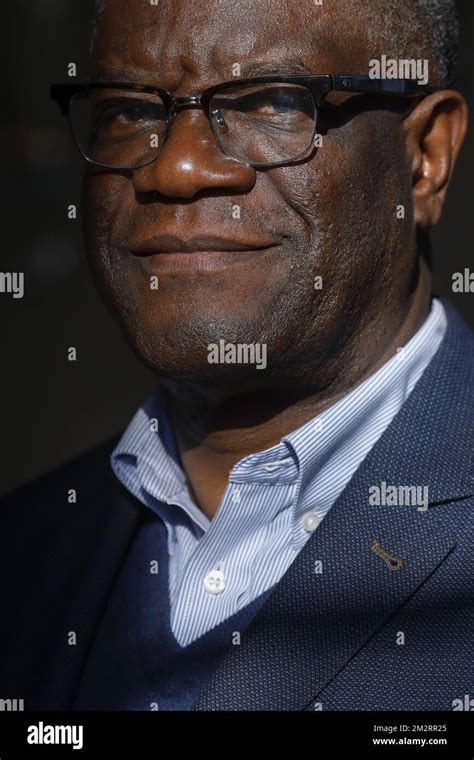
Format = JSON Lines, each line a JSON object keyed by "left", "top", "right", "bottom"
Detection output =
{"left": 332, "top": 75, "right": 429, "bottom": 97}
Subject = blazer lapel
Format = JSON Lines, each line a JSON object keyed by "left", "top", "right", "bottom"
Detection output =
{"left": 193, "top": 301, "right": 473, "bottom": 710}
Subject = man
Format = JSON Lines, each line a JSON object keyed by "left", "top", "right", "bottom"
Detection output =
{"left": 0, "top": 0, "right": 471, "bottom": 711}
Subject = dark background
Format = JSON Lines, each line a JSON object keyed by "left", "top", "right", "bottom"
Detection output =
{"left": 1, "top": 0, "right": 472, "bottom": 495}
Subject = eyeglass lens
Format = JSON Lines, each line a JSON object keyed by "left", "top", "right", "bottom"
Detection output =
{"left": 70, "top": 83, "right": 317, "bottom": 168}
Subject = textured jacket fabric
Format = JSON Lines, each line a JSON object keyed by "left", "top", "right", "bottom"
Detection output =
{"left": 73, "top": 515, "right": 272, "bottom": 710}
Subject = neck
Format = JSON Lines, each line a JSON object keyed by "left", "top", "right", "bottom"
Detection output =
{"left": 165, "top": 263, "right": 432, "bottom": 519}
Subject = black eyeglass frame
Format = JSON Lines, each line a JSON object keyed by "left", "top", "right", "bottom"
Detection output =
{"left": 50, "top": 75, "right": 428, "bottom": 169}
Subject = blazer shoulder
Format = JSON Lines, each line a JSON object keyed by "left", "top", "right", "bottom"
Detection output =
{"left": 0, "top": 436, "right": 121, "bottom": 530}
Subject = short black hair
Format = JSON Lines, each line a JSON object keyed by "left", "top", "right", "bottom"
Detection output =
{"left": 91, "top": 0, "right": 460, "bottom": 88}
{"left": 367, "top": 0, "right": 459, "bottom": 88}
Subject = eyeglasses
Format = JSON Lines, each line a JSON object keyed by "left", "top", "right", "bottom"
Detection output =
{"left": 50, "top": 75, "right": 428, "bottom": 170}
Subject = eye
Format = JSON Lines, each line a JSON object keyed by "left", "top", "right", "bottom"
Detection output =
{"left": 119, "top": 104, "right": 149, "bottom": 122}
{"left": 256, "top": 99, "right": 293, "bottom": 115}
{"left": 92, "top": 98, "right": 166, "bottom": 131}
{"left": 246, "top": 91, "right": 302, "bottom": 116}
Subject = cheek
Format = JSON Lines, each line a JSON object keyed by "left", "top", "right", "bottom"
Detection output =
{"left": 83, "top": 173, "right": 130, "bottom": 256}
{"left": 83, "top": 172, "right": 136, "bottom": 306}
{"left": 262, "top": 110, "right": 415, "bottom": 354}
{"left": 274, "top": 110, "right": 412, "bottom": 274}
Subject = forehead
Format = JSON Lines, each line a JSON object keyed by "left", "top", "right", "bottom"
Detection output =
{"left": 92, "top": 0, "right": 371, "bottom": 85}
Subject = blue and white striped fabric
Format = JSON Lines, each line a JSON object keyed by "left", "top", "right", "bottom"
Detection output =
{"left": 112, "top": 298, "right": 447, "bottom": 646}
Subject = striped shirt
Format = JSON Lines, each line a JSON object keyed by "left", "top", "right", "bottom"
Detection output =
{"left": 112, "top": 298, "right": 447, "bottom": 646}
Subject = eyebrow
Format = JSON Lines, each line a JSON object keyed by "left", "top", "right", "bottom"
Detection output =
{"left": 239, "top": 60, "right": 315, "bottom": 78}
{"left": 94, "top": 60, "right": 316, "bottom": 85}
{"left": 94, "top": 60, "right": 314, "bottom": 90}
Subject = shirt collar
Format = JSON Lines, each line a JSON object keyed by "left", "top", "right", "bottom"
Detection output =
{"left": 112, "top": 298, "right": 446, "bottom": 538}
{"left": 112, "top": 390, "right": 211, "bottom": 531}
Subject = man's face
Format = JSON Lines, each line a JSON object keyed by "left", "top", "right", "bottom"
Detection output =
{"left": 85, "top": 0, "right": 416, "bottom": 387}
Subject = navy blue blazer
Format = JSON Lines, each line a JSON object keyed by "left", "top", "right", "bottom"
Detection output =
{"left": 0, "top": 299, "right": 472, "bottom": 711}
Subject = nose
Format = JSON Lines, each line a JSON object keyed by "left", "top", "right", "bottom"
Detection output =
{"left": 132, "top": 109, "right": 256, "bottom": 199}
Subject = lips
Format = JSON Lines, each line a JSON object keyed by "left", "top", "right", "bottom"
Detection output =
{"left": 129, "top": 233, "right": 283, "bottom": 273}
{"left": 130, "top": 233, "right": 282, "bottom": 257}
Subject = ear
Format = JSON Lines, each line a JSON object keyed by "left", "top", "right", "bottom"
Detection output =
{"left": 403, "top": 91, "right": 468, "bottom": 229}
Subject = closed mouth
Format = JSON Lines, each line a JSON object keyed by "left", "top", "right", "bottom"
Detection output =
{"left": 129, "top": 234, "right": 283, "bottom": 272}
{"left": 130, "top": 234, "right": 282, "bottom": 257}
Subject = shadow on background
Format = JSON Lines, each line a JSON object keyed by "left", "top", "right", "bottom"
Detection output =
{"left": 0, "top": 0, "right": 472, "bottom": 494}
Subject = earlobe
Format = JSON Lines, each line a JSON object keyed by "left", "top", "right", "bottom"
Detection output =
{"left": 413, "top": 177, "right": 443, "bottom": 227}
{"left": 405, "top": 90, "right": 468, "bottom": 229}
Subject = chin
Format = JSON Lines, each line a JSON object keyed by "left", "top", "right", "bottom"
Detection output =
{"left": 122, "top": 320, "right": 271, "bottom": 384}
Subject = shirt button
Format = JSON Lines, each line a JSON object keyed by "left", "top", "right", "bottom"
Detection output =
{"left": 264, "top": 462, "right": 280, "bottom": 472}
{"left": 203, "top": 568, "right": 226, "bottom": 595}
{"left": 302, "top": 511, "right": 320, "bottom": 532}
